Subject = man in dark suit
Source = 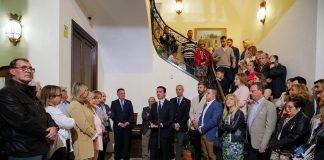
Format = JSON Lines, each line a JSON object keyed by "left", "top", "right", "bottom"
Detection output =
{"left": 170, "top": 85, "right": 191, "bottom": 160}
{"left": 198, "top": 87, "right": 223, "bottom": 160}
{"left": 110, "top": 88, "right": 134, "bottom": 160}
{"left": 258, "top": 52, "right": 270, "bottom": 78}
{"left": 227, "top": 38, "right": 240, "bottom": 76}
{"left": 266, "top": 55, "right": 287, "bottom": 100}
{"left": 141, "top": 96, "right": 156, "bottom": 160}
{"left": 149, "top": 86, "right": 175, "bottom": 160}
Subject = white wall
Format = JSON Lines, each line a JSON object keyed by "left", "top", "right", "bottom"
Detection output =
{"left": 59, "top": 0, "right": 100, "bottom": 93}
{"left": 316, "top": 0, "right": 324, "bottom": 80}
{"left": 92, "top": 0, "right": 198, "bottom": 123}
{"left": 24, "top": 0, "right": 60, "bottom": 86}
{"left": 258, "top": 0, "right": 318, "bottom": 86}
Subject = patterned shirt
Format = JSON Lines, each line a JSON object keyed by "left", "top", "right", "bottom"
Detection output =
{"left": 182, "top": 39, "right": 197, "bottom": 59}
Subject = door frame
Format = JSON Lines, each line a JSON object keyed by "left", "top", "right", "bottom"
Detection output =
{"left": 71, "top": 20, "right": 98, "bottom": 90}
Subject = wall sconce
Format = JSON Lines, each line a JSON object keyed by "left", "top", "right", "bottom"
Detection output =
{"left": 257, "top": 1, "right": 266, "bottom": 24}
{"left": 4, "top": 13, "right": 22, "bottom": 46}
{"left": 175, "top": 0, "right": 183, "bottom": 15}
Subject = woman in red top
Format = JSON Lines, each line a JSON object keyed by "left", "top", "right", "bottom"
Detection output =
{"left": 194, "top": 39, "right": 211, "bottom": 82}
{"left": 247, "top": 60, "right": 259, "bottom": 86}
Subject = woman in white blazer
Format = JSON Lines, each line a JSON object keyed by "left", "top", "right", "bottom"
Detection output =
{"left": 41, "top": 85, "right": 75, "bottom": 160}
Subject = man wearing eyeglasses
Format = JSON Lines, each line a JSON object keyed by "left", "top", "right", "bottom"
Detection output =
{"left": 0, "top": 58, "right": 58, "bottom": 160}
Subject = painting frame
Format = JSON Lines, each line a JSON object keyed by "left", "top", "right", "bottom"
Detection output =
{"left": 194, "top": 28, "right": 227, "bottom": 50}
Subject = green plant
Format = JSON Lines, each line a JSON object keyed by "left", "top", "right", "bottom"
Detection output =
{"left": 183, "top": 130, "right": 195, "bottom": 155}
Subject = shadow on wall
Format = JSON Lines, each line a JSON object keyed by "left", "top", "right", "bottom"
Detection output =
{"left": 76, "top": 0, "right": 148, "bottom": 27}
{"left": 0, "top": 0, "right": 28, "bottom": 66}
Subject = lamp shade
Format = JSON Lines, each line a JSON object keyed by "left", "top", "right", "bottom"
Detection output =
{"left": 175, "top": 0, "right": 183, "bottom": 14}
{"left": 257, "top": 7, "right": 266, "bottom": 21}
{"left": 5, "top": 20, "right": 22, "bottom": 39}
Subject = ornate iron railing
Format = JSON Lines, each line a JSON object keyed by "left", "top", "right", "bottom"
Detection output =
{"left": 149, "top": 0, "right": 225, "bottom": 102}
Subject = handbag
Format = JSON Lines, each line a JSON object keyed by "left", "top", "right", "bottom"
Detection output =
{"left": 46, "top": 134, "right": 64, "bottom": 160}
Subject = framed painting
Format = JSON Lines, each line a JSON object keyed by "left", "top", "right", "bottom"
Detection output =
{"left": 194, "top": 28, "right": 227, "bottom": 51}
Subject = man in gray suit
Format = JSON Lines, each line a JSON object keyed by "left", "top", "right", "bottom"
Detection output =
{"left": 247, "top": 82, "right": 277, "bottom": 160}
{"left": 141, "top": 97, "right": 156, "bottom": 160}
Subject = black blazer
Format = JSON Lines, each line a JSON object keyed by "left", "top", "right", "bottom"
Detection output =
{"left": 260, "top": 64, "right": 270, "bottom": 78}
{"left": 110, "top": 99, "right": 134, "bottom": 128}
{"left": 219, "top": 110, "right": 246, "bottom": 142}
{"left": 149, "top": 99, "right": 174, "bottom": 135}
{"left": 269, "top": 112, "right": 310, "bottom": 151}
{"left": 141, "top": 106, "right": 151, "bottom": 135}
{"left": 268, "top": 63, "right": 287, "bottom": 98}
{"left": 170, "top": 97, "right": 191, "bottom": 132}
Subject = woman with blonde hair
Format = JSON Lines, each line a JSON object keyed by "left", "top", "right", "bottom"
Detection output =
{"left": 86, "top": 91, "right": 106, "bottom": 160}
{"left": 41, "top": 85, "right": 75, "bottom": 160}
{"left": 233, "top": 73, "right": 250, "bottom": 116}
{"left": 288, "top": 84, "right": 314, "bottom": 118}
{"left": 68, "top": 82, "right": 97, "bottom": 160}
{"left": 220, "top": 94, "right": 245, "bottom": 160}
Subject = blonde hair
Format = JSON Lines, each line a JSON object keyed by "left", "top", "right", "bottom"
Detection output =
{"left": 40, "top": 85, "right": 61, "bottom": 107}
{"left": 288, "top": 84, "right": 311, "bottom": 101}
{"left": 71, "top": 82, "right": 88, "bottom": 102}
{"left": 222, "top": 94, "right": 240, "bottom": 120}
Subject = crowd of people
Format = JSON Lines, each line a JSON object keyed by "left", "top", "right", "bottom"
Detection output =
{"left": 0, "top": 42, "right": 324, "bottom": 160}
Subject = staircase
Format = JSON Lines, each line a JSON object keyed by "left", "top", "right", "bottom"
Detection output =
{"left": 149, "top": 0, "right": 225, "bottom": 102}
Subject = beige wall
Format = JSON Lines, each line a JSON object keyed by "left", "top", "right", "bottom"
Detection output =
{"left": 158, "top": 0, "right": 321, "bottom": 85}
{"left": 258, "top": 0, "right": 317, "bottom": 86}
{"left": 157, "top": 0, "right": 296, "bottom": 51}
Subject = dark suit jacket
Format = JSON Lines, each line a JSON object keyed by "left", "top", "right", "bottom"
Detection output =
{"left": 110, "top": 99, "right": 134, "bottom": 129}
{"left": 141, "top": 106, "right": 151, "bottom": 135}
{"left": 268, "top": 63, "right": 287, "bottom": 98}
{"left": 149, "top": 99, "right": 174, "bottom": 136}
{"left": 231, "top": 46, "right": 240, "bottom": 75}
{"left": 149, "top": 99, "right": 175, "bottom": 160}
{"left": 240, "top": 49, "right": 247, "bottom": 60}
{"left": 231, "top": 46, "right": 240, "bottom": 65}
{"left": 103, "top": 104, "right": 112, "bottom": 132}
{"left": 260, "top": 64, "right": 270, "bottom": 78}
{"left": 170, "top": 97, "right": 191, "bottom": 132}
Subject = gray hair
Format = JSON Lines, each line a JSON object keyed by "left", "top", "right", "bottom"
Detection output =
{"left": 71, "top": 82, "right": 88, "bottom": 102}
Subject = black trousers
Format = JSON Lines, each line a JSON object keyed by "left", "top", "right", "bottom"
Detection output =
{"left": 50, "top": 147, "right": 67, "bottom": 160}
{"left": 150, "top": 129, "right": 173, "bottom": 160}
{"left": 247, "top": 145, "right": 271, "bottom": 160}
{"left": 114, "top": 127, "right": 131, "bottom": 160}
{"left": 189, "top": 129, "right": 202, "bottom": 160}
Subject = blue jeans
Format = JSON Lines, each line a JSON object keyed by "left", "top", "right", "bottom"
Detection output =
{"left": 184, "top": 58, "right": 194, "bottom": 75}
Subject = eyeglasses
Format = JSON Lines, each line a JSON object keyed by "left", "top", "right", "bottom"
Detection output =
{"left": 14, "top": 66, "right": 35, "bottom": 73}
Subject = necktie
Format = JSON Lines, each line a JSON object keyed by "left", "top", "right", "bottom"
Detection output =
{"left": 120, "top": 100, "right": 124, "bottom": 111}
{"left": 177, "top": 98, "right": 181, "bottom": 106}
{"left": 158, "top": 101, "right": 162, "bottom": 111}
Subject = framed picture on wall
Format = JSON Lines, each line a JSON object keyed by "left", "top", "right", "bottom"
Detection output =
{"left": 194, "top": 28, "right": 227, "bottom": 52}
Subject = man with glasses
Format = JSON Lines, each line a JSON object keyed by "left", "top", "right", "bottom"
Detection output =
{"left": 0, "top": 58, "right": 58, "bottom": 160}
{"left": 247, "top": 82, "right": 277, "bottom": 160}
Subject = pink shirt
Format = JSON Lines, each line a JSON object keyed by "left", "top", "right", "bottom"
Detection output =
{"left": 234, "top": 85, "right": 250, "bottom": 116}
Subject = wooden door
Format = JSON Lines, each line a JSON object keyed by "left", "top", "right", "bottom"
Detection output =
{"left": 71, "top": 20, "right": 98, "bottom": 90}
